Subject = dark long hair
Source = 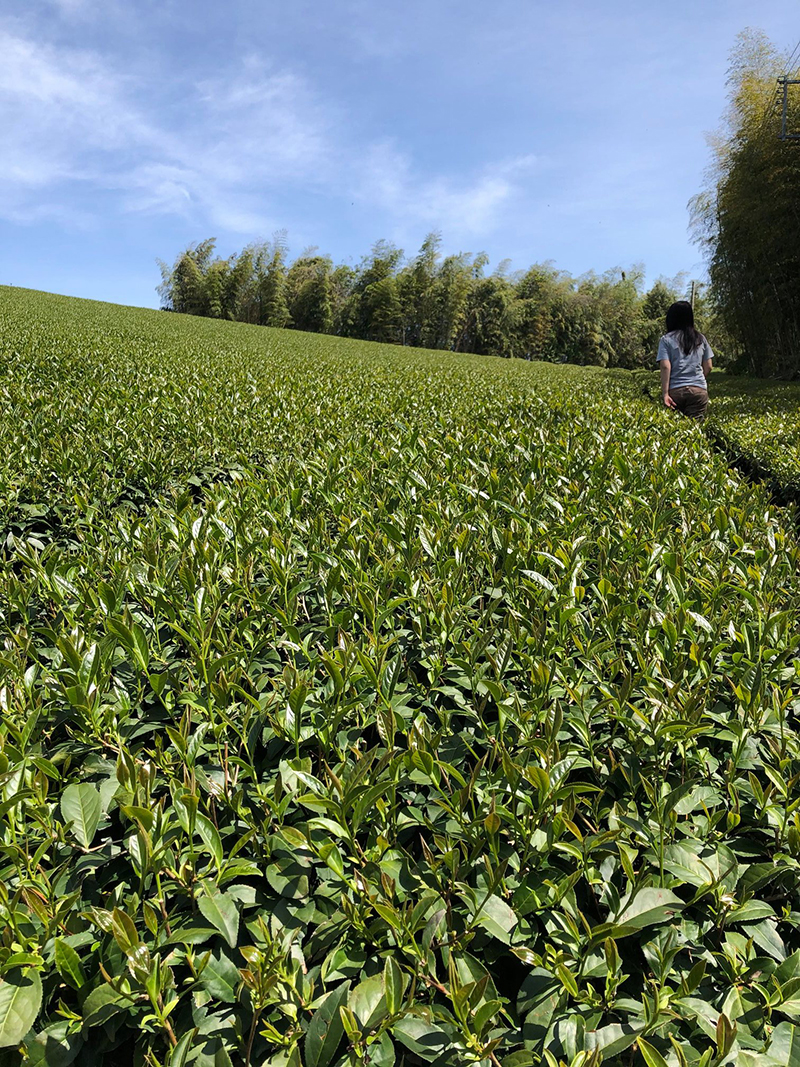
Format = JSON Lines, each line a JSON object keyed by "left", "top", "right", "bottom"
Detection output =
{"left": 665, "top": 301, "right": 704, "bottom": 355}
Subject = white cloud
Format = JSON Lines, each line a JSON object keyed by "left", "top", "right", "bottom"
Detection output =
{"left": 191, "top": 61, "right": 336, "bottom": 185}
{"left": 118, "top": 164, "right": 194, "bottom": 216}
{"left": 0, "top": 26, "right": 163, "bottom": 221}
{"left": 0, "top": 26, "right": 322, "bottom": 231}
{"left": 0, "top": 30, "right": 154, "bottom": 145}
{"left": 358, "top": 143, "right": 539, "bottom": 234}
{"left": 0, "top": 21, "right": 536, "bottom": 241}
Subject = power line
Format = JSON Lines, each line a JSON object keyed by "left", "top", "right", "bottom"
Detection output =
{"left": 756, "top": 48, "right": 789, "bottom": 133}
{"left": 776, "top": 39, "right": 800, "bottom": 141}
{"left": 757, "top": 39, "right": 800, "bottom": 138}
{"left": 779, "top": 78, "right": 800, "bottom": 140}
{"left": 786, "top": 37, "right": 800, "bottom": 71}
{"left": 758, "top": 81, "right": 782, "bottom": 135}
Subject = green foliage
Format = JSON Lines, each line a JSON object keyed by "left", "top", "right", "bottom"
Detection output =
{"left": 158, "top": 233, "right": 695, "bottom": 368}
{"left": 2, "top": 286, "right": 800, "bottom": 1065}
{"left": 245, "top": 238, "right": 292, "bottom": 328}
{"left": 0, "top": 970, "right": 43, "bottom": 1049}
{"left": 691, "top": 30, "right": 800, "bottom": 377}
{"left": 640, "top": 280, "right": 680, "bottom": 363}
{"left": 60, "top": 783, "right": 102, "bottom": 849}
{"left": 286, "top": 256, "right": 334, "bottom": 334}
{"left": 702, "top": 375, "right": 800, "bottom": 500}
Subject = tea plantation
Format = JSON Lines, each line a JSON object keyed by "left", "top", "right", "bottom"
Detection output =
{"left": 2, "top": 286, "right": 800, "bottom": 1067}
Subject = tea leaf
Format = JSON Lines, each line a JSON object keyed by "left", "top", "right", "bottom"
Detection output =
{"left": 305, "top": 982, "right": 350, "bottom": 1067}
{"left": 60, "top": 784, "right": 101, "bottom": 849}
{"left": 198, "top": 886, "right": 239, "bottom": 948}
{"left": 54, "top": 940, "right": 85, "bottom": 991}
{"left": 0, "top": 968, "right": 42, "bottom": 1048}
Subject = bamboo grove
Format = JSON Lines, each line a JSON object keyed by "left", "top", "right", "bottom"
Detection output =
{"left": 157, "top": 235, "right": 708, "bottom": 371}
{"left": 690, "top": 30, "right": 800, "bottom": 378}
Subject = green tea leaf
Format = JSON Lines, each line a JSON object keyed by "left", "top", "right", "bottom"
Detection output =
{"left": 349, "top": 974, "right": 387, "bottom": 1031}
{"left": 383, "top": 957, "right": 404, "bottom": 1016}
{"left": 0, "top": 968, "right": 42, "bottom": 1048}
{"left": 25, "top": 1020, "right": 82, "bottom": 1066}
{"left": 195, "top": 813, "right": 224, "bottom": 870}
{"left": 475, "top": 895, "right": 518, "bottom": 944}
{"left": 392, "top": 1016, "right": 452, "bottom": 1059}
{"left": 81, "top": 983, "right": 129, "bottom": 1028}
{"left": 60, "top": 784, "right": 101, "bottom": 849}
{"left": 198, "top": 885, "right": 239, "bottom": 948}
{"left": 305, "top": 982, "right": 350, "bottom": 1067}
{"left": 54, "top": 940, "right": 85, "bottom": 991}
{"left": 638, "top": 1038, "right": 670, "bottom": 1067}
{"left": 611, "top": 888, "right": 685, "bottom": 935}
{"left": 586, "top": 1023, "right": 644, "bottom": 1057}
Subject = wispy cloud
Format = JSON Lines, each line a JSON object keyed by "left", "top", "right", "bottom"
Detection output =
{"left": 116, "top": 60, "right": 337, "bottom": 233}
{"left": 0, "top": 26, "right": 162, "bottom": 221}
{"left": 0, "top": 20, "right": 537, "bottom": 239}
{"left": 357, "top": 143, "right": 539, "bottom": 235}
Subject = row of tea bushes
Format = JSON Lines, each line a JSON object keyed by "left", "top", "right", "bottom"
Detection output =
{"left": 1, "top": 288, "right": 800, "bottom": 1066}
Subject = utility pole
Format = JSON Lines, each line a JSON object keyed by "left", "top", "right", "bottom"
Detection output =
{"left": 690, "top": 280, "right": 696, "bottom": 309}
{"left": 779, "top": 76, "right": 800, "bottom": 140}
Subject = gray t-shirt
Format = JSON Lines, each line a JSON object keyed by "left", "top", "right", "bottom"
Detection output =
{"left": 656, "top": 331, "right": 712, "bottom": 390}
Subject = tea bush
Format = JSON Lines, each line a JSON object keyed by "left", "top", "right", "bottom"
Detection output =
{"left": 1, "top": 287, "right": 800, "bottom": 1067}
{"left": 705, "top": 378, "right": 800, "bottom": 504}
{"left": 628, "top": 370, "right": 800, "bottom": 508}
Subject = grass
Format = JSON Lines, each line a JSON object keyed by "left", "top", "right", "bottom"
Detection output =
{"left": 1, "top": 286, "right": 800, "bottom": 1067}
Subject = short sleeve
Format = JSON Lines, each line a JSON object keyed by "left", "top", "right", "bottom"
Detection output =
{"left": 656, "top": 337, "right": 669, "bottom": 362}
{"left": 702, "top": 339, "right": 714, "bottom": 362}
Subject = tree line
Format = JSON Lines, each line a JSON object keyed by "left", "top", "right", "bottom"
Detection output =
{"left": 157, "top": 234, "right": 707, "bottom": 370}
{"left": 691, "top": 30, "right": 800, "bottom": 377}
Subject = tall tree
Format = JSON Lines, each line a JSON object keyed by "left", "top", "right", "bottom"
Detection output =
{"left": 255, "top": 236, "right": 291, "bottom": 328}
{"left": 158, "top": 235, "right": 714, "bottom": 369}
{"left": 641, "top": 279, "right": 679, "bottom": 359}
{"left": 398, "top": 233, "right": 441, "bottom": 347}
{"left": 513, "top": 265, "right": 560, "bottom": 360}
{"left": 362, "top": 276, "right": 402, "bottom": 343}
{"left": 341, "top": 241, "right": 404, "bottom": 341}
{"left": 425, "top": 253, "right": 472, "bottom": 350}
{"left": 456, "top": 274, "right": 517, "bottom": 357}
{"left": 286, "top": 255, "right": 333, "bottom": 334}
{"left": 691, "top": 30, "right": 800, "bottom": 376}
{"left": 157, "top": 239, "right": 219, "bottom": 315}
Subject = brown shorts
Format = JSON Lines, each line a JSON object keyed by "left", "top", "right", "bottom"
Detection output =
{"left": 669, "top": 385, "right": 708, "bottom": 420}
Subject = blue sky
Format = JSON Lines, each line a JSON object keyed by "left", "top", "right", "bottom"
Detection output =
{"left": 0, "top": 0, "right": 797, "bottom": 308}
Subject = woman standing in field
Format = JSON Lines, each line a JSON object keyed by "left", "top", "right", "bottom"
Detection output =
{"left": 657, "top": 300, "right": 713, "bottom": 419}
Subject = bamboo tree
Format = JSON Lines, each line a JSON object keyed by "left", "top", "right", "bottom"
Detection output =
{"left": 157, "top": 234, "right": 716, "bottom": 368}
{"left": 691, "top": 30, "right": 800, "bottom": 376}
